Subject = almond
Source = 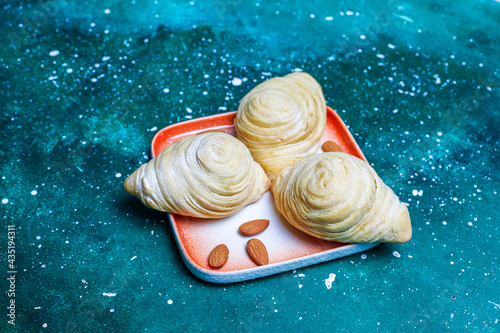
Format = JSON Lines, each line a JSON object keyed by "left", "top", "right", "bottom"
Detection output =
{"left": 246, "top": 238, "right": 269, "bottom": 266}
{"left": 321, "top": 141, "right": 343, "bottom": 153}
{"left": 239, "top": 219, "right": 270, "bottom": 236}
{"left": 208, "top": 244, "right": 229, "bottom": 268}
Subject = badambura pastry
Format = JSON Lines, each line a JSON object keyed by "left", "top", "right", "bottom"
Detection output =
{"left": 272, "top": 152, "right": 412, "bottom": 243}
{"left": 124, "top": 132, "right": 271, "bottom": 218}
{"left": 235, "top": 72, "right": 326, "bottom": 181}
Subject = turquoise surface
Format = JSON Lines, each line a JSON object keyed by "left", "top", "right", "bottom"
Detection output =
{"left": 1, "top": 0, "right": 499, "bottom": 332}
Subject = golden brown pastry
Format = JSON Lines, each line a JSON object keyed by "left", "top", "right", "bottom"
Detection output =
{"left": 272, "top": 152, "right": 412, "bottom": 243}
{"left": 235, "top": 72, "right": 326, "bottom": 181}
{"left": 124, "top": 132, "right": 271, "bottom": 218}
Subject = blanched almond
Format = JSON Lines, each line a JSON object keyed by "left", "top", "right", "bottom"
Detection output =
{"left": 246, "top": 238, "right": 269, "bottom": 266}
{"left": 208, "top": 244, "right": 229, "bottom": 268}
{"left": 239, "top": 219, "right": 270, "bottom": 236}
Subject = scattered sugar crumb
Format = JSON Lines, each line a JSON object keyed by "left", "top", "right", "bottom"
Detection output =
{"left": 231, "top": 78, "right": 242, "bottom": 86}
{"left": 325, "top": 273, "right": 336, "bottom": 289}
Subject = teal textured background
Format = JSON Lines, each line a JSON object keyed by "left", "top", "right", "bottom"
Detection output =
{"left": 1, "top": 0, "right": 499, "bottom": 332}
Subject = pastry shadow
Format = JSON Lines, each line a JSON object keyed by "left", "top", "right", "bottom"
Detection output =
{"left": 116, "top": 197, "right": 230, "bottom": 286}
{"left": 118, "top": 196, "right": 169, "bottom": 224}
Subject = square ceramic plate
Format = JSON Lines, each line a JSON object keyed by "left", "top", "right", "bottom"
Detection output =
{"left": 151, "top": 106, "right": 379, "bottom": 283}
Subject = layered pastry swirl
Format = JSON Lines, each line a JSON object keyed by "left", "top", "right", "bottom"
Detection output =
{"left": 272, "top": 152, "right": 412, "bottom": 243}
{"left": 124, "top": 132, "right": 271, "bottom": 218}
{"left": 235, "top": 72, "right": 326, "bottom": 181}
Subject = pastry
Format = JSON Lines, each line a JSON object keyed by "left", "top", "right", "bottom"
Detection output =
{"left": 124, "top": 132, "right": 271, "bottom": 218}
{"left": 272, "top": 152, "right": 412, "bottom": 243}
{"left": 235, "top": 72, "right": 326, "bottom": 181}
